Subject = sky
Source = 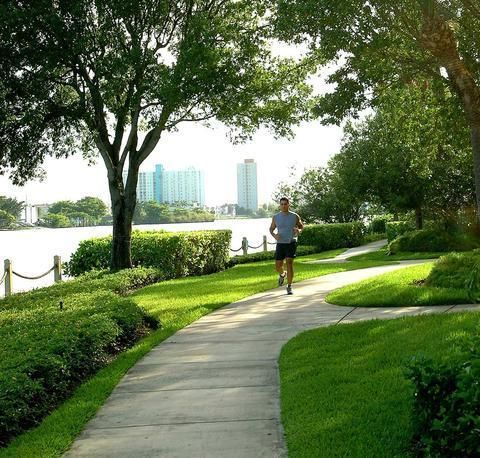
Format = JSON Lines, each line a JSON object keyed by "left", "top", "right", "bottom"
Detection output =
{"left": 0, "top": 120, "right": 343, "bottom": 207}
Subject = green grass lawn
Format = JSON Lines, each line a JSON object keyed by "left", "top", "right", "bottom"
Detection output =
{"left": 279, "top": 311, "right": 480, "bottom": 457}
{"left": 0, "top": 252, "right": 391, "bottom": 458}
{"left": 347, "top": 247, "right": 444, "bottom": 262}
{"left": 327, "top": 262, "right": 472, "bottom": 307}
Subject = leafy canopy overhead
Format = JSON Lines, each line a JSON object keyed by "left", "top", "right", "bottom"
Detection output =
{"left": 0, "top": 0, "right": 313, "bottom": 184}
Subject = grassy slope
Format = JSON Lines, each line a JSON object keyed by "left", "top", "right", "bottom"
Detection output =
{"left": 0, "top": 251, "right": 390, "bottom": 457}
{"left": 327, "top": 263, "right": 472, "bottom": 307}
{"left": 280, "top": 312, "right": 480, "bottom": 457}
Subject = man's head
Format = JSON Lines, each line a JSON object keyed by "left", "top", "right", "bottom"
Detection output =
{"left": 279, "top": 197, "right": 290, "bottom": 212}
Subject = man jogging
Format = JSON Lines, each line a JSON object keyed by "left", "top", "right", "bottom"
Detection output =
{"left": 269, "top": 197, "right": 304, "bottom": 295}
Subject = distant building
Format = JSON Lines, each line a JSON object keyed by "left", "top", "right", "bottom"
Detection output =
{"left": 237, "top": 159, "right": 258, "bottom": 211}
{"left": 161, "top": 166, "right": 205, "bottom": 207}
{"left": 124, "top": 165, "right": 205, "bottom": 206}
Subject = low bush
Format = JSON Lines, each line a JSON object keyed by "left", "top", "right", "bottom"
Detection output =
{"left": 407, "top": 332, "right": 480, "bottom": 457}
{"left": 298, "top": 223, "right": 364, "bottom": 251}
{"left": 230, "top": 245, "right": 319, "bottom": 265}
{"left": 65, "top": 229, "right": 231, "bottom": 277}
{"left": 388, "top": 229, "right": 480, "bottom": 255}
{"left": 386, "top": 221, "right": 416, "bottom": 242}
{"left": 369, "top": 216, "right": 391, "bottom": 234}
{"left": 0, "top": 268, "right": 161, "bottom": 447}
{"left": 426, "top": 251, "right": 480, "bottom": 295}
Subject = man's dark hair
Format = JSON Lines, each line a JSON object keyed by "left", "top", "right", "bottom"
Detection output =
{"left": 279, "top": 197, "right": 289, "bottom": 204}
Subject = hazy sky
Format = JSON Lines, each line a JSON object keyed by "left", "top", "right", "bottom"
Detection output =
{"left": 0, "top": 119, "right": 343, "bottom": 207}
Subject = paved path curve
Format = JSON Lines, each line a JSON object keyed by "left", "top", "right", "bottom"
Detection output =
{"left": 66, "top": 257, "right": 480, "bottom": 457}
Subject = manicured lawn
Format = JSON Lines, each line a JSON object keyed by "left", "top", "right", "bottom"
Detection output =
{"left": 327, "top": 262, "right": 472, "bottom": 307}
{"left": 279, "top": 311, "right": 480, "bottom": 457}
{"left": 347, "top": 247, "right": 444, "bottom": 262}
{"left": 0, "top": 253, "right": 390, "bottom": 457}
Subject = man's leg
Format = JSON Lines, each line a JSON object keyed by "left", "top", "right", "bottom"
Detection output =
{"left": 286, "top": 257, "right": 294, "bottom": 285}
{"left": 275, "top": 259, "right": 285, "bottom": 275}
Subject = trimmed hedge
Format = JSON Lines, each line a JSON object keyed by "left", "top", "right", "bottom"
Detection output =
{"left": 65, "top": 229, "right": 231, "bottom": 277}
{"left": 388, "top": 229, "right": 480, "bottom": 255}
{"left": 298, "top": 222, "right": 364, "bottom": 250}
{"left": 408, "top": 332, "right": 480, "bottom": 457}
{"left": 0, "top": 268, "right": 161, "bottom": 447}
{"left": 386, "top": 221, "right": 416, "bottom": 242}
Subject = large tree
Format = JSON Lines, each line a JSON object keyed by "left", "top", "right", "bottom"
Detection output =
{"left": 273, "top": 0, "right": 480, "bottom": 218}
{"left": 335, "top": 84, "right": 474, "bottom": 228}
{"left": 0, "top": 0, "right": 311, "bottom": 269}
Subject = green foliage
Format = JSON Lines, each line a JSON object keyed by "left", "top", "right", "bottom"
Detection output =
{"left": 407, "top": 332, "right": 480, "bottom": 457}
{"left": 134, "top": 201, "right": 214, "bottom": 224}
{"left": 0, "top": 209, "right": 15, "bottom": 228}
{"left": 43, "top": 197, "right": 109, "bottom": 227}
{"left": 298, "top": 222, "right": 364, "bottom": 250}
{"left": 386, "top": 221, "right": 416, "bottom": 242}
{"left": 388, "top": 229, "right": 480, "bottom": 254}
{"left": 369, "top": 216, "right": 391, "bottom": 234}
{"left": 426, "top": 251, "right": 480, "bottom": 296}
{"left": 274, "top": 166, "right": 366, "bottom": 223}
{"left": 0, "top": 267, "right": 161, "bottom": 447}
{"left": 38, "top": 213, "right": 71, "bottom": 228}
{"left": 0, "top": 196, "right": 23, "bottom": 221}
{"left": 65, "top": 230, "right": 232, "bottom": 277}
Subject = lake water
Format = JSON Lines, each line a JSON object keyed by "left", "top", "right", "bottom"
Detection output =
{"left": 0, "top": 218, "right": 275, "bottom": 294}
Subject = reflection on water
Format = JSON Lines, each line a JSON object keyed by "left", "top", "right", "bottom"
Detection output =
{"left": 0, "top": 218, "right": 275, "bottom": 294}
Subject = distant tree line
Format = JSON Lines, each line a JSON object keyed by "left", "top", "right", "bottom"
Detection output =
{"left": 133, "top": 201, "right": 214, "bottom": 224}
{"left": 39, "top": 197, "right": 109, "bottom": 228}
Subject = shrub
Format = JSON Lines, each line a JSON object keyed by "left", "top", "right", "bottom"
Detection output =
{"left": 0, "top": 268, "right": 161, "bottom": 447}
{"left": 388, "top": 229, "right": 480, "bottom": 255}
{"left": 369, "top": 217, "right": 390, "bottom": 234}
{"left": 407, "top": 332, "right": 480, "bottom": 457}
{"left": 426, "top": 251, "right": 480, "bottom": 294}
{"left": 386, "top": 221, "right": 416, "bottom": 242}
{"left": 0, "top": 292, "right": 158, "bottom": 447}
{"left": 65, "top": 229, "right": 231, "bottom": 277}
{"left": 298, "top": 222, "right": 364, "bottom": 251}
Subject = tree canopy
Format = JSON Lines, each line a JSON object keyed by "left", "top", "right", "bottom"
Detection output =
{"left": 0, "top": 0, "right": 313, "bottom": 269}
{"left": 273, "top": 0, "right": 480, "bottom": 216}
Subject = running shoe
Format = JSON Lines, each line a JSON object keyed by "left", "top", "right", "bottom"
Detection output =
{"left": 286, "top": 285, "right": 293, "bottom": 295}
{"left": 278, "top": 272, "right": 286, "bottom": 287}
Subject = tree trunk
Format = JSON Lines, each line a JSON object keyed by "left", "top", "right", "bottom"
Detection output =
{"left": 420, "top": 12, "right": 480, "bottom": 222}
{"left": 415, "top": 206, "right": 423, "bottom": 230}
{"left": 109, "top": 169, "right": 137, "bottom": 271}
{"left": 471, "top": 123, "right": 480, "bottom": 222}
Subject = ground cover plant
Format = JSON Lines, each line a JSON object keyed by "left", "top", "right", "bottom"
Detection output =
{"left": 326, "top": 263, "right": 472, "bottom": 307}
{"left": 0, "top": 253, "right": 394, "bottom": 457}
{"left": 0, "top": 268, "right": 162, "bottom": 448}
{"left": 279, "top": 312, "right": 480, "bottom": 457}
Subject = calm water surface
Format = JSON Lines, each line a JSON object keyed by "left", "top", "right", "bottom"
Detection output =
{"left": 0, "top": 218, "right": 275, "bottom": 294}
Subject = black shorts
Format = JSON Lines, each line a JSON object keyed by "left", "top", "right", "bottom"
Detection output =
{"left": 275, "top": 241, "right": 297, "bottom": 261}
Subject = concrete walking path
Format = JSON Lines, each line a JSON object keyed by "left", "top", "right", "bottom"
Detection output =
{"left": 66, "top": 257, "right": 480, "bottom": 457}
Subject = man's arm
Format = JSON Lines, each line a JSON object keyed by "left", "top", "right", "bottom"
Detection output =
{"left": 270, "top": 217, "right": 280, "bottom": 240}
{"left": 293, "top": 215, "right": 304, "bottom": 237}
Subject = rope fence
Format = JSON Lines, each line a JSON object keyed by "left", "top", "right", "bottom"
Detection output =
{"left": 3, "top": 256, "right": 62, "bottom": 296}
{"left": 229, "top": 235, "right": 276, "bottom": 256}
{"left": 4, "top": 235, "right": 275, "bottom": 296}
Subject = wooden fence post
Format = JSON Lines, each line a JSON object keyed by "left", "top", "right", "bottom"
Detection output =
{"left": 242, "top": 237, "right": 248, "bottom": 256}
{"left": 4, "top": 259, "right": 12, "bottom": 296}
{"left": 263, "top": 235, "right": 267, "bottom": 252}
{"left": 54, "top": 255, "right": 62, "bottom": 282}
